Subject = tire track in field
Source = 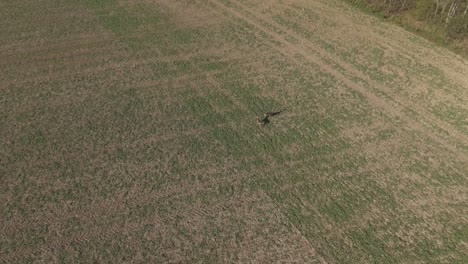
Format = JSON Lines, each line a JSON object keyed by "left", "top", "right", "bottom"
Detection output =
{"left": 0, "top": 35, "right": 114, "bottom": 56}
{"left": 0, "top": 43, "right": 257, "bottom": 89}
{"left": 0, "top": 43, "right": 116, "bottom": 67}
{"left": 0, "top": 57, "right": 210, "bottom": 89}
{"left": 202, "top": 0, "right": 468, "bottom": 163}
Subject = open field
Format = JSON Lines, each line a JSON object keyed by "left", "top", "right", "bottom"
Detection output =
{"left": 1, "top": 0, "right": 467, "bottom": 262}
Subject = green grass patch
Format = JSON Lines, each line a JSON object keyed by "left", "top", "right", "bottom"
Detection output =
{"left": 432, "top": 103, "right": 468, "bottom": 134}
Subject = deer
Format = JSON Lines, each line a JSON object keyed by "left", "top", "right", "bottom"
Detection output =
{"left": 256, "top": 116, "right": 269, "bottom": 126}
{"left": 256, "top": 109, "right": 285, "bottom": 126}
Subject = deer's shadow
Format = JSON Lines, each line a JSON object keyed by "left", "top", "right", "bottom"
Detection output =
{"left": 265, "top": 109, "right": 286, "bottom": 118}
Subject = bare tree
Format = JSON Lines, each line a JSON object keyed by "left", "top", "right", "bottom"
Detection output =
{"left": 445, "top": 0, "right": 461, "bottom": 25}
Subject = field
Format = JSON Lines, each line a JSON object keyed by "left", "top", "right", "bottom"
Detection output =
{"left": 1, "top": 0, "right": 468, "bottom": 262}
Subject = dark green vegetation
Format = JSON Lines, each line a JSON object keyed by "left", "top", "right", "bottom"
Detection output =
{"left": 1, "top": 0, "right": 467, "bottom": 263}
{"left": 344, "top": 0, "right": 468, "bottom": 56}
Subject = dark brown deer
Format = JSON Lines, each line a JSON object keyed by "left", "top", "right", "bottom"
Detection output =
{"left": 256, "top": 109, "right": 284, "bottom": 126}
{"left": 256, "top": 116, "right": 269, "bottom": 126}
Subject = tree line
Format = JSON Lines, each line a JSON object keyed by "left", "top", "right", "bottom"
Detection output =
{"left": 345, "top": 0, "right": 468, "bottom": 52}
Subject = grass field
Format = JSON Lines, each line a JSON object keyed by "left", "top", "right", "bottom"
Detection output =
{"left": 1, "top": 0, "right": 468, "bottom": 262}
